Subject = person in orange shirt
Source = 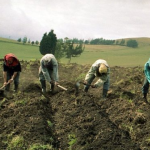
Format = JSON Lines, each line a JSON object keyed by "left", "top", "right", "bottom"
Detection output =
{"left": 3, "top": 53, "right": 21, "bottom": 92}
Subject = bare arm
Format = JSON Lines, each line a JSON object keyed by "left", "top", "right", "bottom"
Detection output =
{"left": 3, "top": 71, "right": 7, "bottom": 85}
{"left": 8, "top": 72, "right": 18, "bottom": 84}
{"left": 3, "top": 71, "right": 7, "bottom": 82}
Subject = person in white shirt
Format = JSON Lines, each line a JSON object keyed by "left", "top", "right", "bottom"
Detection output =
{"left": 39, "top": 54, "right": 59, "bottom": 94}
{"left": 84, "top": 59, "right": 110, "bottom": 98}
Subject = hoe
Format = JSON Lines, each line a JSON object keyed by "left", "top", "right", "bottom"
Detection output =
{"left": 75, "top": 80, "right": 92, "bottom": 94}
{"left": 57, "top": 84, "right": 67, "bottom": 91}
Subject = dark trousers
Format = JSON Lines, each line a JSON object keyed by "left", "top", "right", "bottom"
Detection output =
{"left": 5, "top": 72, "right": 20, "bottom": 90}
{"left": 142, "top": 77, "right": 149, "bottom": 94}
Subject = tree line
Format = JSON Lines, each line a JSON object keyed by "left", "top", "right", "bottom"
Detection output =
{"left": 17, "top": 33, "right": 138, "bottom": 49}
{"left": 17, "top": 30, "right": 138, "bottom": 63}
{"left": 39, "top": 30, "right": 139, "bottom": 62}
{"left": 17, "top": 37, "right": 39, "bottom": 46}
{"left": 58, "top": 38, "right": 138, "bottom": 48}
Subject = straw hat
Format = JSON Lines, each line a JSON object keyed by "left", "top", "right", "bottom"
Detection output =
{"left": 99, "top": 63, "right": 107, "bottom": 74}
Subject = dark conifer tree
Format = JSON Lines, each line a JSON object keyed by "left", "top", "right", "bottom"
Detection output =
{"left": 39, "top": 30, "right": 57, "bottom": 55}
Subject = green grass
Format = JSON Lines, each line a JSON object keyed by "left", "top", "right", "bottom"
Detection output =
{"left": 0, "top": 37, "right": 150, "bottom": 67}
{"left": 0, "top": 41, "right": 42, "bottom": 61}
{"left": 61, "top": 44, "right": 150, "bottom": 66}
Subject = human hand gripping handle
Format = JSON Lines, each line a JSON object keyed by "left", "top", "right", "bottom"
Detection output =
{"left": 55, "top": 81, "right": 59, "bottom": 86}
{"left": 1, "top": 81, "right": 10, "bottom": 89}
{"left": 3, "top": 79, "right": 13, "bottom": 86}
{"left": 8, "top": 78, "right": 14, "bottom": 84}
{"left": 50, "top": 81, "right": 67, "bottom": 91}
{"left": 91, "top": 84, "right": 96, "bottom": 88}
{"left": 83, "top": 80, "right": 96, "bottom": 88}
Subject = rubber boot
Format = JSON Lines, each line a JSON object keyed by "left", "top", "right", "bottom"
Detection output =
{"left": 102, "top": 89, "right": 108, "bottom": 98}
{"left": 83, "top": 87, "right": 89, "bottom": 96}
{"left": 14, "top": 84, "right": 18, "bottom": 92}
{"left": 84, "top": 87, "right": 89, "bottom": 92}
{"left": 143, "top": 93, "right": 148, "bottom": 103}
{"left": 40, "top": 80, "right": 46, "bottom": 94}
{"left": 50, "top": 83, "right": 55, "bottom": 93}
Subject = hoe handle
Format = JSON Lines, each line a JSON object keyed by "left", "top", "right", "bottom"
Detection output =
{"left": 57, "top": 85, "right": 67, "bottom": 91}
{"left": 0, "top": 85, "right": 6, "bottom": 90}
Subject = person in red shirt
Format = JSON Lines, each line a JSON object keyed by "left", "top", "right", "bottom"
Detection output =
{"left": 3, "top": 53, "right": 21, "bottom": 92}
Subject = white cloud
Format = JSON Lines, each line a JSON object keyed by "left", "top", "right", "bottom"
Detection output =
{"left": 0, "top": 0, "right": 150, "bottom": 41}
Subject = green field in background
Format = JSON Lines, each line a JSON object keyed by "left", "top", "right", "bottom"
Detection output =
{"left": 0, "top": 37, "right": 150, "bottom": 67}
{"left": 0, "top": 41, "right": 42, "bottom": 61}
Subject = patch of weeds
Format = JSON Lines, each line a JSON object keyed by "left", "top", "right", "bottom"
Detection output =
{"left": 70, "top": 94, "right": 76, "bottom": 99}
{"left": 0, "top": 98, "right": 6, "bottom": 109}
{"left": 49, "top": 137, "right": 54, "bottom": 144}
{"left": 130, "top": 89, "right": 135, "bottom": 94}
{"left": 33, "top": 80, "right": 41, "bottom": 85}
{"left": 145, "top": 137, "right": 150, "bottom": 145}
{"left": 137, "top": 109, "right": 143, "bottom": 113}
{"left": 8, "top": 135, "right": 25, "bottom": 149}
{"left": 15, "top": 99, "right": 28, "bottom": 106}
{"left": 40, "top": 95, "right": 46, "bottom": 101}
{"left": 29, "top": 59, "right": 39, "bottom": 66}
{"left": 7, "top": 131, "right": 15, "bottom": 140}
{"left": 121, "top": 124, "right": 135, "bottom": 139}
{"left": 47, "top": 120, "right": 53, "bottom": 128}
{"left": 128, "top": 99, "right": 133, "bottom": 103}
{"left": 2, "top": 131, "right": 15, "bottom": 146}
{"left": 28, "top": 144, "right": 53, "bottom": 150}
{"left": 26, "top": 64, "right": 31, "bottom": 69}
{"left": 68, "top": 134, "right": 77, "bottom": 150}
{"left": 120, "top": 92, "right": 126, "bottom": 99}
{"left": 76, "top": 73, "right": 86, "bottom": 81}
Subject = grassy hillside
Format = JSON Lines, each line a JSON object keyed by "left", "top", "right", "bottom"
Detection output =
{"left": 61, "top": 37, "right": 150, "bottom": 66}
{"left": 0, "top": 37, "right": 150, "bottom": 67}
{"left": 0, "top": 37, "right": 42, "bottom": 61}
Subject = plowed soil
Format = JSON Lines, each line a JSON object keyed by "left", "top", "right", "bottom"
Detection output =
{"left": 0, "top": 61, "right": 149, "bottom": 150}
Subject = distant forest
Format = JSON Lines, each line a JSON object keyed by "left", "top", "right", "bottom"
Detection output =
{"left": 58, "top": 37, "right": 138, "bottom": 48}
{"left": 18, "top": 35, "right": 138, "bottom": 48}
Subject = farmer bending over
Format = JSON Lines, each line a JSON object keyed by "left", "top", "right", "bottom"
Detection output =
{"left": 84, "top": 59, "right": 110, "bottom": 98}
{"left": 142, "top": 58, "right": 150, "bottom": 103}
{"left": 3, "top": 53, "right": 21, "bottom": 92}
{"left": 39, "top": 54, "right": 59, "bottom": 94}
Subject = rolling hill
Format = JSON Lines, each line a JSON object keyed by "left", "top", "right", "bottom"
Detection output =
{"left": 0, "top": 37, "right": 150, "bottom": 66}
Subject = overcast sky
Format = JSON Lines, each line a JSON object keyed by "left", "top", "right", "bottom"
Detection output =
{"left": 0, "top": 0, "right": 150, "bottom": 41}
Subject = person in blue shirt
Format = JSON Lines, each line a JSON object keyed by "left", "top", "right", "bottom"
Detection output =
{"left": 142, "top": 58, "right": 150, "bottom": 103}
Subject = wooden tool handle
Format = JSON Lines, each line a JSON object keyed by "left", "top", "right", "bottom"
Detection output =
{"left": 57, "top": 85, "right": 67, "bottom": 91}
{"left": 0, "top": 85, "right": 6, "bottom": 90}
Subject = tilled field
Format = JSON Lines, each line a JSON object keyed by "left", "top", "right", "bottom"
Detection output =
{"left": 0, "top": 61, "right": 149, "bottom": 150}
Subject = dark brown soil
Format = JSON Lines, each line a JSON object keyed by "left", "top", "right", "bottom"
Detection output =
{"left": 0, "top": 61, "right": 149, "bottom": 150}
